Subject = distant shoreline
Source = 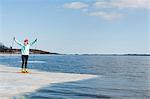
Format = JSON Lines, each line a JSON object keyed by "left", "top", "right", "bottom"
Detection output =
{"left": 0, "top": 52, "right": 150, "bottom": 56}
{"left": 0, "top": 49, "right": 60, "bottom": 55}
{"left": 0, "top": 43, "right": 149, "bottom": 56}
{"left": 75, "top": 54, "right": 150, "bottom": 56}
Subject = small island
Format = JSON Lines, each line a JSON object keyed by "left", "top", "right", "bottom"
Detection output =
{"left": 0, "top": 42, "right": 59, "bottom": 54}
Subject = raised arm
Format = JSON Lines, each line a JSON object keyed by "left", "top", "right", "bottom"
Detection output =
{"left": 14, "top": 37, "right": 24, "bottom": 47}
{"left": 30, "top": 38, "right": 37, "bottom": 46}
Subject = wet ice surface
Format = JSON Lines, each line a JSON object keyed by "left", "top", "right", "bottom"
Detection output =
{"left": 18, "top": 61, "right": 46, "bottom": 63}
{"left": 0, "top": 65, "right": 97, "bottom": 99}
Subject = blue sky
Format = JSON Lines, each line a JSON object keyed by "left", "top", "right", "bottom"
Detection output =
{"left": 0, "top": 0, "right": 150, "bottom": 54}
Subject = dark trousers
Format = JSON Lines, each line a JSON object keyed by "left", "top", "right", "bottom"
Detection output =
{"left": 21, "top": 55, "right": 29, "bottom": 69}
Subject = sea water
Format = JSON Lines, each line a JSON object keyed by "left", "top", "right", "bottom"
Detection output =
{"left": 0, "top": 55, "right": 150, "bottom": 99}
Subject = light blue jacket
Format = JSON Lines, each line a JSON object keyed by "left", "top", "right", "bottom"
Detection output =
{"left": 14, "top": 39, "right": 37, "bottom": 55}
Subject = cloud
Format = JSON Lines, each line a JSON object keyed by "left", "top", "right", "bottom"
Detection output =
{"left": 94, "top": 0, "right": 150, "bottom": 9}
{"left": 63, "top": 0, "right": 149, "bottom": 21}
{"left": 94, "top": 0, "right": 112, "bottom": 9}
{"left": 63, "top": 2, "right": 89, "bottom": 9}
{"left": 89, "top": 11, "right": 124, "bottom": 20}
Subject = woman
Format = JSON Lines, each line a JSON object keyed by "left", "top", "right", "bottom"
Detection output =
{"left": 14, "top": 37, "right": 37, "bottom": 73}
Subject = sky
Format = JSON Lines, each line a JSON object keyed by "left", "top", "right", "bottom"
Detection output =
{"left": 0, "top": 0, "right": 150, "bottom": 54}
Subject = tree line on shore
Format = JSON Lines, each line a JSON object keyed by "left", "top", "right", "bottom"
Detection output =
{"left": 0, "top": 42, "right": 58, "bottom": 54}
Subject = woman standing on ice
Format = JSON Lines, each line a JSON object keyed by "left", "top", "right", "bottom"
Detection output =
{"left": 13, "top": 37, "right": 37, "bottom": 73}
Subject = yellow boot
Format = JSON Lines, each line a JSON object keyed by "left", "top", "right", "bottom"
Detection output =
{"left": 21, "top": 68, "right": 25, "bottom": 73}
{"left": 25, "top": 68, "right": 29, "bottom": 73}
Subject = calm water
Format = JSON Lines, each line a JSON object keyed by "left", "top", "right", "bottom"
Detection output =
{"left": 0, "top": 55, "right": 150, "bottom": 99}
